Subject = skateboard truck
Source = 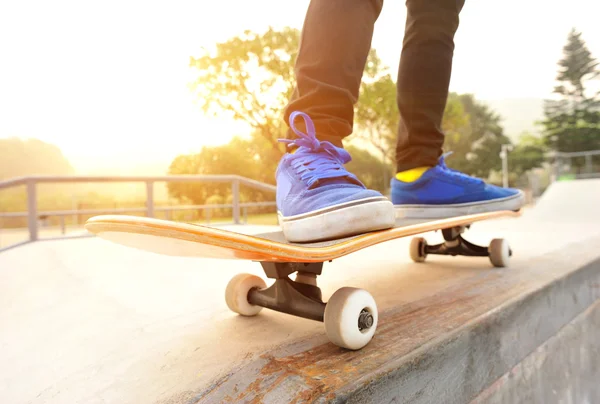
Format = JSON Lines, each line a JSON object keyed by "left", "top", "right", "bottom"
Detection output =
{"left": 226, "top": 224, "right": 511, "bottom": 351}
{"left": 225, "top": 261, "right": 378, "bottom": 351}
{"left": 247, "top": 262, "right": 326, "bottom": 322}
{"left": 409, "top": 225, "right": 511, "bottom": 267}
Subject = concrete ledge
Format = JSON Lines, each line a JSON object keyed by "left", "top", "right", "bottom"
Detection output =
{"left": 472, "top": 298, "right": 600, "bottom": 404}
{"left": 189, "top": 235, "right": 600, "bottom": 403}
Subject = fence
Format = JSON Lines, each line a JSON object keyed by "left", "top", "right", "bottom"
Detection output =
{"left": 551, "top": 150, "right": 600, "bottom": 180}
{"left": 0, "top": 175, "right": 276, "bottom": 252}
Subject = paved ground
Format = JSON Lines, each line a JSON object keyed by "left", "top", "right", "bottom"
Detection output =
{"left": 1, "top": 179, "right": 599, "bottom": 404}
{"left": 0, "top": 225, "right": 88, "bottom": 249}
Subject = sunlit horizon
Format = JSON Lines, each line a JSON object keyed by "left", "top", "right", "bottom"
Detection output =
{"left": 1, "top": 0, "right": 599, "bottom": 174}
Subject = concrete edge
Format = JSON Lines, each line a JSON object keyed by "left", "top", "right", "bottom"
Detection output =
{"left": 470, "top": 298, "right": 600, "bottom": 403}
{"left": 180, "top": 235, "right": 600, "bottom": 403}
{"left": 343, "top": 243, "right": 600, "bottom": 403}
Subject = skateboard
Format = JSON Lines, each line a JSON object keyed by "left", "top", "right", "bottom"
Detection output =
{"left": 85, "top": 210, "right": 520, "bottom": 350}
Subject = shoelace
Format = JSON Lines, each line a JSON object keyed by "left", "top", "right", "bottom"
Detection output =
{"left": 279, "top": 112, "right": 480, "bottom": 188}
{"left": 437, "top": 152, "right": 483, "bottom": 185}
{"left": 278, "top": 111, "right": 359, "bottom": 189}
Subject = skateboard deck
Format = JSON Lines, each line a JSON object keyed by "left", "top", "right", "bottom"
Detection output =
{"left": 84, "top": 210, "right": 519, "bottom": 262}
{"left": 84, "top": 210, "right": 520, "bottom": 351}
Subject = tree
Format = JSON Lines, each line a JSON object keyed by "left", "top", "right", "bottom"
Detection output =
{"left": 344, "top": 145, "right": 393, "bottom": 193}
{"left": 554, "top": 29, "right": 599, "bottom": 98}
{"left": 186, "top": 28, "right": 400, "bottom": 197}
{"left": 190, "top": 28, "right": 398, "bottom": 169}
{"left": 540, "top": 28, "right": 600, "bottom": 166}
{"left": 189, "top": 27, "right": 300, "bottom": 167}
{"left": 354, "top": 50, "right": 398, "bottom": 163}
{"left": 440, "top": 93, "right": 511, "bottom": 178}
{"left": 0, "top": 137, "right": 75, "bottom": 179}
{"left": 167, "top": 136, "right": 273, "bottom": 205}
{"left": 461, "top": 94, "right": 512, "bottom": 178}
{"left": 352, "top": 50, "right": 398, "bottom": 188}
{"left": 440, "top": 93, "right": 470, "bottom": 166}
{"left": 509, "top": 132, "right": 546, "bottom": 177}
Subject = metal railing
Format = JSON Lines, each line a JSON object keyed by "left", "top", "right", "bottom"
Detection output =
{"left": 0, "top": 175, "right": 276, "bottom": 252}
{"left": 550, "top": 149, "right": 600, "bottom": 180}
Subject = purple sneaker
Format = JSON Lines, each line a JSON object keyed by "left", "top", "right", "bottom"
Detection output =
{"left": 276, "top": 111, "right": 395, "bottom": 242}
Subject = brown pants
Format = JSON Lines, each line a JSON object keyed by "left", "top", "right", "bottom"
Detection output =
{"left": 284, "top": 0, "right": 466, "bottom": 171}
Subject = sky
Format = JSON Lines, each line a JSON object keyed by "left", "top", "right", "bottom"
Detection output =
{"left": 1, "top": 0, "right": 599, "bottom": 173}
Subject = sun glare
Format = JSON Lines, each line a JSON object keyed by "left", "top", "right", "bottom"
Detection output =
{"left": 1, "top": 0, "right": 599, "bottom": 174}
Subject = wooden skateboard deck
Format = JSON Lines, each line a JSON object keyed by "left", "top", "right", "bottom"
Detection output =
{"left": 84, "top": 210, "right": 520, "bottom": 350}
{"left": 84, "top": 210, "right": 520, "bottom": 263}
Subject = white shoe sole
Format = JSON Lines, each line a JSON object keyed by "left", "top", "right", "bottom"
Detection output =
{"left": 394, "top": 191, "right": 525, "bottom": 219}
{"left": 278, "top": 197, "right": 396, "bottom": 243}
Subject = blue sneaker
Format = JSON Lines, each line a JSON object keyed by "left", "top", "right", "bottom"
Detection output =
{"left": 276, "top": 111, "right": 395, "bottom": 242}
{"left": 391, "top": 153, "right": 525, "bottom": 218}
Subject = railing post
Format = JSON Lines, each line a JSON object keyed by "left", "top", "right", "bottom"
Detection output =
{"left": 26, "top": 179, "right": 38, "bottom": 241}
{"left": 585, "top": 153, "right": 593, "bottom": 174}
{"left": 553, "top": 155, "right": 560, "bottom": 182}
{"left": 146, "top": 181, "right": 154, "bottom": 218}
{"left": 232, "top": 179, "right": 240, "bottom": 224}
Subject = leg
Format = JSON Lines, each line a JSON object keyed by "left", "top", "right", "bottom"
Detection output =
{"left": 275, "top": 0, "right": 395, "bottom": 242}
{"left": 395, "top": 0, "right": 465, "bottom": 171}
{"left": 390, "top": 0, "right": 524, "bottom": 218}
{"left": 283, "top": 0, "right": 384, "bottom": 147}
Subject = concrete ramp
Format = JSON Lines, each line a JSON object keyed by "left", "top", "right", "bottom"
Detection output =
{"left": 529, "top": 178, "right": 600, "bottom": 222}
{"left": 1, "top": 180, "right": 600, "bottom": 403}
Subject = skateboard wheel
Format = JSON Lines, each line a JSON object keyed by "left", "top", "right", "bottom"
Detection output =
{"left": 409, "top": 237, "right": 427, "bottom": 263}
{"left": 225, "top": 273, "right": 267, "bottom": 316}
{"left": 324, "top": 287, "right": 378, "bottom": 350}
{"left": 489, "top": 238, "right": 510, "bottom": 267}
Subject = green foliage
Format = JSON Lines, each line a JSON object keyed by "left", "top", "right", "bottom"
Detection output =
{"left": 189, "top": 27, "right": 301, "bottom": 166}
{"left": 540, "top": 28, "right": 600, "bottom": 160}
{"left": 355, "top": 68, "right": 518, "bottom": 181}
{"left": 167, "top": 135, "right": 274, "bottom": 207}
{"left": 509, "top": 132, "right": 546, "bottom": 177}
{"left": 0, "top": 138, "right": 75, "bottom": 180}
{"left": 181, "top": 27, "right": 399, "bottom": 201}
{"left": 442, "top": 95, "right": 548, "bottom": 181}
{"left": 440, "top": 94, "right": 470, "bottom": 161}
{"left": 344, "top": 145, "right": 393, "bottom": 193}
{"left": 166, "top": 138, "right": 390, "bottom": 203}
{"left": 440, "top": 93, "right": 511, "bottom": 178}
{"left": 554, "top": 29, "right": 599, "bottom": 98}
{"left": 190, "top": 28, "right": 395, "bottom": 178}
{"left": 354, "top": 50, "right": 398, "bottom": 165}
{"left": 181, "top": 26, "right": 555, "bottom": 201}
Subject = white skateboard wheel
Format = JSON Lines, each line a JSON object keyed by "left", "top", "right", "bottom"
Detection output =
{"left": 324, "top": 287, "right": 378, "bottom": 350}
{"left": 489, "top": 238, "right": 510, "bottom": 267}
{"left": 410, "top": 237, "right": 427, "bottom": 263}
{"left": 225, "top": 273, "right": 267, "bottom": 316}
